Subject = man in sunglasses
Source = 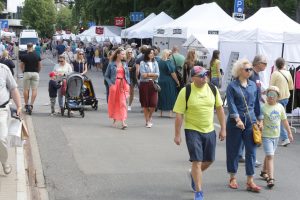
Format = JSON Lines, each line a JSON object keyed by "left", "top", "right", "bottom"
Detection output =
{"left": 173, "top": 66, "right": 226, "bottom": 200}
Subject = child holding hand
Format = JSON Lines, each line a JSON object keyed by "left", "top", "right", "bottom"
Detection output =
{"left": 260, "top": 86, "right": 294, "bottom": 188}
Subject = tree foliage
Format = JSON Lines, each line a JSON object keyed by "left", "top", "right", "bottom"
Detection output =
{"left": 56, "top": 7, "right": 73, "bottom": 30}
{"left": 22, "top": 0, "right": 56, "bottom": 37}
{"left": 72, "top": 0, "right": 300, "bottom": 28}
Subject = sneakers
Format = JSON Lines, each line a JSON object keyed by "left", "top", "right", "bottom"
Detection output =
{"left": 128, "top": 106, "right": 131, "bottom": 111}
{"left": 255, "top": 160, "right": 262, "bottom": 168}
{"left": 2, "top": 164, "right": 12, "bottom": 175}
{"left": 280, "top": 139, "right": 290, "bottom": 147}
{"left": 238, "top": 156, "right": 245, "bottom": 163}
{"left": 146, "top": 122, "right": 152, "bottom": 128}
{"left": 194, "top": 191, "right": 203, "bottom": 200}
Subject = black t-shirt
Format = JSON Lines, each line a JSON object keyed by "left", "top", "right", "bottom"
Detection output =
{"left": 20, "top": 52, "right": 41, "bottom": 73}
{"left": 135, "top": 54, "right": 144, "bottom": 65}
{"left": 48, "top": 80, "right": 61, "bottom": 98}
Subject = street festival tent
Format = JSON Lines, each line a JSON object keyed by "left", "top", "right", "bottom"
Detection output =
{"left": 219, "top": 6, "right": 300, "bottom": 92}
{"left": 126, "top": 12, "right": 173, "bottom": 39}
{"left": 153, "top": 2, "right": 238, "bottom": 54}
{"left": 121, "top": 13, "right": 156, "bottom": 39}
{"left": 54, "top": 30, "right": 76, "bottom": 40}
{"left": 77, "top": 26, "right": 122, "bottom": 44}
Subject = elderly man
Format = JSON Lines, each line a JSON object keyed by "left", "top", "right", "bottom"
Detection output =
{"left": 173, "top": 66, "right": 226, "bottom": 200}
{"left": 0, "top": 64, "right": 22, "bottom": 175}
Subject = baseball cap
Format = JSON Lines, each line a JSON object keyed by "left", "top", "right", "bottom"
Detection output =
{"left": 191, "top": 66, "right": 208, "bottom": 77}
{"left": 49, "top": 71, "right": 56, "bottom": 78}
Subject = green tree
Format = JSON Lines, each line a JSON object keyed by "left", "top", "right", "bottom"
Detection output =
{"left": 22, "top": 0, "right": 56, "bottom": 38}
{"left": 56, "top": 7, "right": 73, "bottom": 30}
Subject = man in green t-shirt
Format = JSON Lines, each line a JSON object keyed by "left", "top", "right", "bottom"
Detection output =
{"left": 173, "top": 66, "right": 226, "bottom": 200}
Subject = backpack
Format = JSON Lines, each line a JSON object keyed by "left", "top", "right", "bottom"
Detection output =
{"left": 185, "top": 83, "right": 217, "bottom": 110}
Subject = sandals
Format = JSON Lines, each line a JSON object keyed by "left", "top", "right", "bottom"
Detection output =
{"left": 267, "top": 178, "right": 275, "bottom": 189}
{"left": 229, "top": 177, "right": 238, "bottom": 189}
{"left": 246, "top": 182, "right": 261, "bottom": 193}
{"left": 121, "top": 124, "right": 128, "bottom": 130}
{"left": 260, "top": 171, "right": 269, "bottom": 181}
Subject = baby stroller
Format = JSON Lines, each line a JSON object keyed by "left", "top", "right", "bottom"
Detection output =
{"left": 82, "top": 75, "right": 98, "bottom": 110}
{"left": 62, "top": 73, "right": 85, "bottom": 118}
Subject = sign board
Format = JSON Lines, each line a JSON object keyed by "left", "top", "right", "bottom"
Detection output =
{"left": 114, "top": 17, "right": 125, "bottom": 27}
{"left": 232, "top": 13, "right": 245, "bottom": 21}
{"left": 208, "top": 30, "right": 219, "bottom": 35}
{"left": 157, "top": 29, "right": 165, "bottom": 34}
{"left": 234, "top": 0, "right": 244, "bottom": 13}
{"left": 223, "top": 52, "right": 239, "bottom": 92}
{"left": 129, "top": 12, "right": 144, "bottom": 22}
{"left": 0, "top": 20, "right": 9, "bottom": 31}
{"left": 88, "top": 21, "right": 96, "bottom": 28}
{"left": 173, "top": 29, "right": 182, "bottom": 35}
{"left": 95, "top": 27, "right": 104, "bottom": 35}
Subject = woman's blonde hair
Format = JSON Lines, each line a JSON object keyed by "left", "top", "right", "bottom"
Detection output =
{"left": 161, "top": 49, "right": 171, "bottom": 61}
{"left": 2, "top": 50, "right": 9, "bottom": 58}
{"left": 231, "top": 58, "right": 252, "bottom": 78}
{"left": 126, "top": 48, "right": 134, "bottom": 59}
{"left": 185, "top": 49, "right": 196, "bottom": 66}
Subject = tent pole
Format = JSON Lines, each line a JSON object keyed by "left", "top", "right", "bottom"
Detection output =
{"left": 141, "top": 38, "right": 142, "bottom": 46}
{"left": 281, "top": 43, "right": 285, "bottom": 57}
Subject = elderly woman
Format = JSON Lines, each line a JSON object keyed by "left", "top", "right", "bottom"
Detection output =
{"left": 226, "top": 58, "right": 263, "bottom": 192}
{"left": 139, "top": 48, "right": 160, "bottom": 128}
{"left": 157, "top": 49, "right": 180, "bottom": 117}
{"left": 105, "top": 48, "right": 130, "bottom": 129}
{"left": 53, "top": 55, "right": 73, "bottom": 113}
{"left": 72, "top": 50, "right": 88, "bottom": 75}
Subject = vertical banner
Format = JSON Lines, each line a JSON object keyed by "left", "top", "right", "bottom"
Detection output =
{"left": 234, "top": 0, "right": 244, "bottom": 14}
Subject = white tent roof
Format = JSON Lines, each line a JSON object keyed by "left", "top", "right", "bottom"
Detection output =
{"left": 1, "top": 30, "right": 16, "bottom": 37}
{"left": 220, "top": 6, "right": 300, "bottom": 43}
{"left": 154, "top": 2, "right": 238, "bottom": 39}
{"left": 77, "top": 26, "right": 122, "bottom": 44}
{"left": 127, "top": 12, "right": 173, "bottom": 39}
{"left": 182, "top": 34, "right": 218, "bottom": 55}
{"left": 121, "top": 13, "right": 156, "bottom": 38}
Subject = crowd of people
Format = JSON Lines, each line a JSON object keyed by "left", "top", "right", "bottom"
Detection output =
{"left": 0, "top": 36, "right": 296, "bottom": 200}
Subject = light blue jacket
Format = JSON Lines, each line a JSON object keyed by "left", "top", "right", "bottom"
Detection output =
{"left": 104, "top": 61, "right": 130, "bottom": 86}
{"left": 139, "top": 60, "right": 160, "bottom": 83}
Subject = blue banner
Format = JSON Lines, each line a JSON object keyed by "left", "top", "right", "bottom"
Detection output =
{"left": 88, "top": 21, "right": 96, "bottom": 28}
{"left": 234, "top": 0, "right": 244, "bottom": 14}
{"left": 0, "top": 20, "right": 8, "bottom": 29}
{"left": 130, "top": 12, "right": 144, "bottom": 22}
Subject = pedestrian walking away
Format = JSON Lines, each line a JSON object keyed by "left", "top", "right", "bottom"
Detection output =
{"left": 173, "top": 65, "right": 226, "bottom": 200}
{"left": 19, "top": 43, "right": 42, "bottom": 115}
{"left": 270, "top": 57, "right": 294, "bottom": 147}
{"left": 0, "top": 64, "right": 22, "bottom": 175}
{"left": 226, "top": 58, "right": 263, "bottom": 193}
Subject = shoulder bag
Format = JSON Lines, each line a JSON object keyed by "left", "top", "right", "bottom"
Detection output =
{"left": 239, "top": 86, "right": 262, "bottom": 145}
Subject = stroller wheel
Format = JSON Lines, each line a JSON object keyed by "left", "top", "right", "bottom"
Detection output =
{"left": 92, "top": 101, "right": 98, "bottom": 110}
{"left": 61, "top": 108, "right": 64, "bottom": 116}
{"left": 68, "top": 110, "right": 71, "bottom": 118}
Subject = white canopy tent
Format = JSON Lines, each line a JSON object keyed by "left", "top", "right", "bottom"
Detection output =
{"left": 153, "top": 2, "right": 238, "bottom": 54}
{"left": 219, "top": 6, "right": 300, "bottom": 91}
{"left": 126, "top": 12, "right": 173, "bottom": 39}
{"left": 121, "top": 13, "right": 156, "bottom": 38}
{"left": 1, "top": 30, "right": 16, "bottom": 37}
{"left": 77, "top": 26, "right": 122, "bottom": 44}
{"left": 182, "top": 34, "right": 219, "bottom": 54}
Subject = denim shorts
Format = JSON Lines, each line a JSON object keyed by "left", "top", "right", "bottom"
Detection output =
{"left": 185, "top": 129, "right": 216, "bottom": 162}
{"left": 263, "top": 137, "right": 279, "bottom": 156}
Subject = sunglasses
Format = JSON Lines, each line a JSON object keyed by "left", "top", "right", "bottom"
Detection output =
{"left": 195, "top": 71, "right": 208, "bottom": 78}
{"left": 244, "top": 68, "right": 253, "bottom": 72}
{"left": 267, "top": 91, "right": 278, "bottom": 98}
{"left": 78, "top": 53, "right": 84, "bottom": 55}
{"left": 58, "top": 60, "right": 64, "bottom": 63}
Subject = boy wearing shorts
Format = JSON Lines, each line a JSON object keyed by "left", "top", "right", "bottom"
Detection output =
{"left": 261, "top": 86, "right": 294, "bottom": 188}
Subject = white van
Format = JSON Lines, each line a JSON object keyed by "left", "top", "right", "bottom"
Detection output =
{"left": 18, "top": 30, "right": 39, "bottom": 58}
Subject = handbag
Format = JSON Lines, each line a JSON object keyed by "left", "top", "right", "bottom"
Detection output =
{"left": 239, "top": 87, "right": 262, "bottom": 145}
{"left": 153, "top": 81, "right": 161, "bottom": 92}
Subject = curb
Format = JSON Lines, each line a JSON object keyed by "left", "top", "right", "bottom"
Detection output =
{"left": 24, "top": 115, "right": 49, "bottom": 200}
{"left": 16, "top": 147, "right": 29, "bottom": 200}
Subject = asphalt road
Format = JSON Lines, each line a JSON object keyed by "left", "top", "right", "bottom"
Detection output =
{"left": 24, "top": 54, "right": 300, "bottom": 200}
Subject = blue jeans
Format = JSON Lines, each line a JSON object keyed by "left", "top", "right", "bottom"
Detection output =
{"left": 278, "top": 99, "right": 289, "bottom": 140}
{"left": 226, "top": 118, "right": 257, "bottom": 176}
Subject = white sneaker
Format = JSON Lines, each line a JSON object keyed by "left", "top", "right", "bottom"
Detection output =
{"left": 128, "top": 106, "right": 131, "bottom": 111}
{"left": 146, "top": 122, "right": 152, "bottom": 128}
{"left": 280, "top": 139, "right": 290, "bottom": 147}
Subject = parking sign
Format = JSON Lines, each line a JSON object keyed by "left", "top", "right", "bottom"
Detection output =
{"left": 130, "top": 12, "right": 144, "bottom": 22}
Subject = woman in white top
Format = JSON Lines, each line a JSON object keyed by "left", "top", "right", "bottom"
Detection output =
{"left": 53, "top": 55, "right": 73, "bottom": 112}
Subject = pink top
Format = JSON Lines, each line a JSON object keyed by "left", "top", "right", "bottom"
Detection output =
{"left": 296, "top": 71, "right": 300, "bottom": 89}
